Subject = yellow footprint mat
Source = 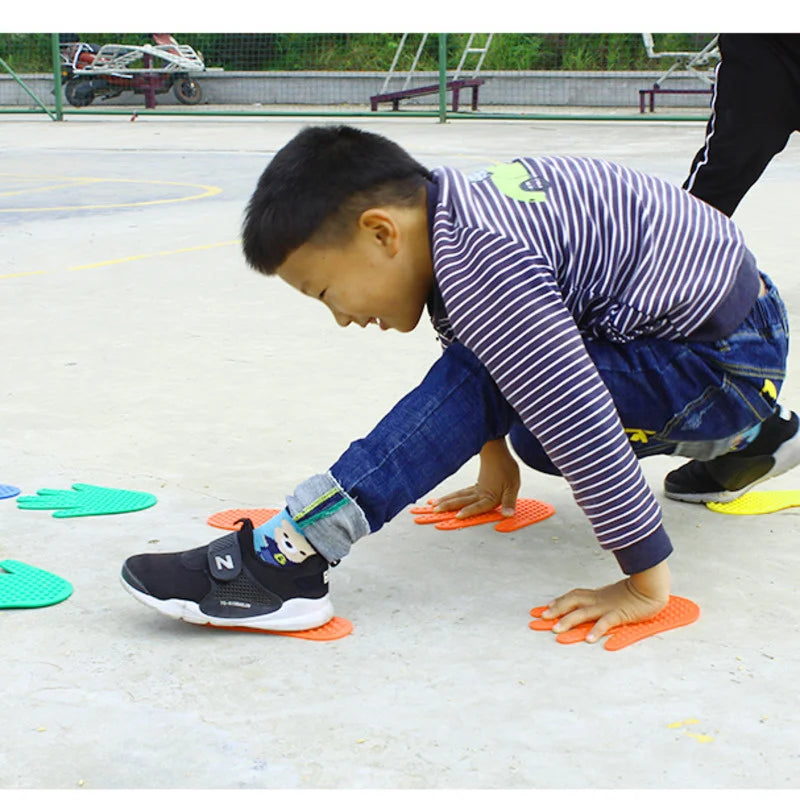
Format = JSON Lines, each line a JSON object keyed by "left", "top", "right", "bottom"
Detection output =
{"left": 706, "top": 490, "right": 800, "bottom": 515}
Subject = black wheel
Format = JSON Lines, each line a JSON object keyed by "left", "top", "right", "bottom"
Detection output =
{"left": 173, "top": 77, "right": 202, "bottom": 105}
{"left": 65, "top": 77, "right": 94, "bottom": 107}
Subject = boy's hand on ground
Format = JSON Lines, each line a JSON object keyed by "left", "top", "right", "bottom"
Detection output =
{"left": 434, "top": 438, "right": 521, "bottom": 518}
{"left": 540, "top": 560, "right": 671, "bottom": 643}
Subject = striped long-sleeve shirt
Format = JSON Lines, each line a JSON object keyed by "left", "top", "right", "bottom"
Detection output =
{"left": 428, "top": 156, "right": 754, "bottom": 574}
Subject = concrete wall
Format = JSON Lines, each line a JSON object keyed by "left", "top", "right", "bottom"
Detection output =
{"left": 0, "top": 70, "right": 714, "bottom": 111}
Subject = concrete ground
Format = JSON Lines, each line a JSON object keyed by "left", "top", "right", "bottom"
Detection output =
{"left": 1, "top": 111, "right": 799, "bottom": 791}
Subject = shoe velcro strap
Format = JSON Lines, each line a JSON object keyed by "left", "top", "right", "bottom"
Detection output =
{"left": 207, "top": 533, "right": 243, "bottom": 581}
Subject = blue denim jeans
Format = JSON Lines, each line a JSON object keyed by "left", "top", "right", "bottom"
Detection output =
{"left": 288, "top": 273, "right": 788, "bottom": 563}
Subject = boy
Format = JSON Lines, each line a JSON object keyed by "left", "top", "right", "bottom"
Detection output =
{"left": 121, "top": 125, "right": 798, "bottom": 644}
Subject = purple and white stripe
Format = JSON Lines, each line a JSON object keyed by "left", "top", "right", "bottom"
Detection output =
{"left": 430, "top": 157, "right": 747, "bottom": 560}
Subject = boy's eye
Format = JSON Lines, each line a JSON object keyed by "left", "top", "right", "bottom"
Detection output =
{"left": 318, "top": 290, "right": 326, "bottom": 301}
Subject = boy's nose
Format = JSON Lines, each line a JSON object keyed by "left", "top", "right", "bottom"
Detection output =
{"left": 332, "top": 310, "right": 351, "bottom": 327}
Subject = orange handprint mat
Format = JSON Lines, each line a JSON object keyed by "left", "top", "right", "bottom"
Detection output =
{"left": 410, "top": 497, "right": 555, "bottom": 531}
{"left": 207, "top": 508, "right": 281, "bottom": 530}
{"left": 529, "top": 594, "right": 700, "bottom": 651}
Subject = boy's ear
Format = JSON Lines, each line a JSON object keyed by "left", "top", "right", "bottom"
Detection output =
{"left": 358, "top": 208, "right": 400, "bottom": 253}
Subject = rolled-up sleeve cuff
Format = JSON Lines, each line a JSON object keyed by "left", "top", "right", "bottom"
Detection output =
{"left": 613, "top": 526, "right": 673, "bottom": 575}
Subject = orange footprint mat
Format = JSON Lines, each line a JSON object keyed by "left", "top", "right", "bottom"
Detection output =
{"left": 411, "top": 497, "right": 555, "bottom": 532}
{"left": 207, "top": 616, "right": 353, "bottom": 641}
{"left": 529, "top": 594, "right": 700, "bottom": 651}
{"left": 207, "top": 508, "right": 281, "bottom": 530}
{"left": 204, "top": 510, "right": 353, "bottom": 640}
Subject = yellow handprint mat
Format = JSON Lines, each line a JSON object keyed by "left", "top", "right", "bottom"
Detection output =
{"left": 706, "top": 490, "right": 800, "bottom": 515}
{"left": 529, "top": 595, "right": 700, "bottom": 650}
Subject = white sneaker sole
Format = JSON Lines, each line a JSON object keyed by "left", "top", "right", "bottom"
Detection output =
{"left": 665, "top": 429, "right": 800, "bottom": 504}
{"left": 121, "top": 576, "right": 335, "bottom": 631}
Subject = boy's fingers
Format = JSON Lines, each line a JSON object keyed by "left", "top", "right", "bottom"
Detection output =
{"left": 541, "top": 588, "right": 593, "bottom": 619}
{"left": 432, "top": 490, "right": 459, "bottom": 504}
{"left": 433, "top": 489, "right": 480, "bottom": 511}
{"left": 553, "top": 604, "right": 624, "bottom": 640}
{"left": 433, "top": 497, "right": 468, "bottom": 512}
{"left": 500, "top": 487, "right": 518, "bottom": 516}
{"left": 551, "top": 604, "right": 601, "bottom": 633}
{"left": 584, "top": 612, "right": 622, "bottom": 643}
{"left": 455, "top": 497, "right": 500, "bottom": 518}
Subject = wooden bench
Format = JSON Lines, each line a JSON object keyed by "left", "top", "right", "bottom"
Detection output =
{"left": 639, "top": 85, "right": 712, "bottom": 113}
{"left": 371, "top": 78, "right": 485, "bottom": 112}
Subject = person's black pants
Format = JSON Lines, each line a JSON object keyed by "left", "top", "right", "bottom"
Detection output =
{"left": 683, "top": 34, "right": 800, "bottom": 216}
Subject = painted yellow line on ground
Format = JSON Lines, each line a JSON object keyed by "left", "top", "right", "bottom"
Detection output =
{"left": 1, "top": 172, "right": 96, "bottom": 180}
{"left": 0, "top": 240, "right": 240, "bottom": 280}
{"left": 0, "top": 177, "right": 96, "bottom": 198}
{"left": 68, "top": 239, "right": 241, "bottom": 271}
{"left": 0, "top": 270, "right": 47, "bottom": 279}
{"left": 0, "top": 176, "right": 222, "bottom": 212}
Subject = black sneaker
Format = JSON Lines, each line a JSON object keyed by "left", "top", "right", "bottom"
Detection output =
{"left": 664, "top": 410, "right": 800, "bottom": 503}
{"left": 120, "top": 519, "right": 334, "bottom": 631}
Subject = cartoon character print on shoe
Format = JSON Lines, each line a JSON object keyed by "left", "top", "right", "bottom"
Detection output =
{"left": 254, "top": 516, "right": 317, "bottom": 566}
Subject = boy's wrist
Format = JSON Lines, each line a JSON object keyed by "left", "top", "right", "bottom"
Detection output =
{"left": 480, "top": 437, "right": 509, "bottom": 455}
{"left": 628, "top": 558, "right": 671, "bottom": 601}
{"left": 613, "top": 524, "right": 673, "bottom": 575}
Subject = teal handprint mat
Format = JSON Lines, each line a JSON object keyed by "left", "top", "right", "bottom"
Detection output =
{"left": 0, "top": 484, "right": 21, "bottom": 500}
{"left": 16, "top": 483, "right": 156, "bottom": 517}
{"left": 0, "top": 560, "right": 73, "bottom": 608}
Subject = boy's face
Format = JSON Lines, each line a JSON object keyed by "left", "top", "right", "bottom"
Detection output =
{"left": 276, "top": 206, "right": 433, "bottom": 333}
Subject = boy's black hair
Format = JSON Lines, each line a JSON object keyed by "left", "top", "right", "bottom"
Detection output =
{"left": 242, "top": 125, "right": 432, "bottom": 274}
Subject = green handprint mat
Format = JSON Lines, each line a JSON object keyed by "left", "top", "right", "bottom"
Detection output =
{"left": 16, "top": 483, "right": 157, "bottom": 518}
{"left": 0, "top": 560, "right": 73, "bottom": 608}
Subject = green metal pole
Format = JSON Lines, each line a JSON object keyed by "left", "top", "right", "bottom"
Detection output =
{"left": 0, "top": 56, "right": 56, "bottom": 120}
{"left": 51, "top": 33, "right": 63, "bottom": 121}
{"left": 438, "top": 33, "right": 447, "bottom": 124}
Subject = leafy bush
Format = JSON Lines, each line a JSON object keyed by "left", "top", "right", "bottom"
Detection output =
{"left": 0, "top": 33, "right": 717, "bottom": 73}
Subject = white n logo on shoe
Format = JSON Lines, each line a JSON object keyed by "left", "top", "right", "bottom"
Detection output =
{"left": 214, "top": 554, "right": 235, "bottom": 571}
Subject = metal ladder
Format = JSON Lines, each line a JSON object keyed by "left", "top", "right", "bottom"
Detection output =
{"left": 378, "top": 33, "right": 493, "bottom": 95}
{"left": 641, "top": 33, "right": 720, "bottom": 87}
{"left": 453, "top": 33, "right": 493, "bottom": 80}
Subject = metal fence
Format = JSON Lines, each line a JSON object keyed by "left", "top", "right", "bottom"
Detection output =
{"left": 0, "top": 33, "right": 720, "bottom": 121}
